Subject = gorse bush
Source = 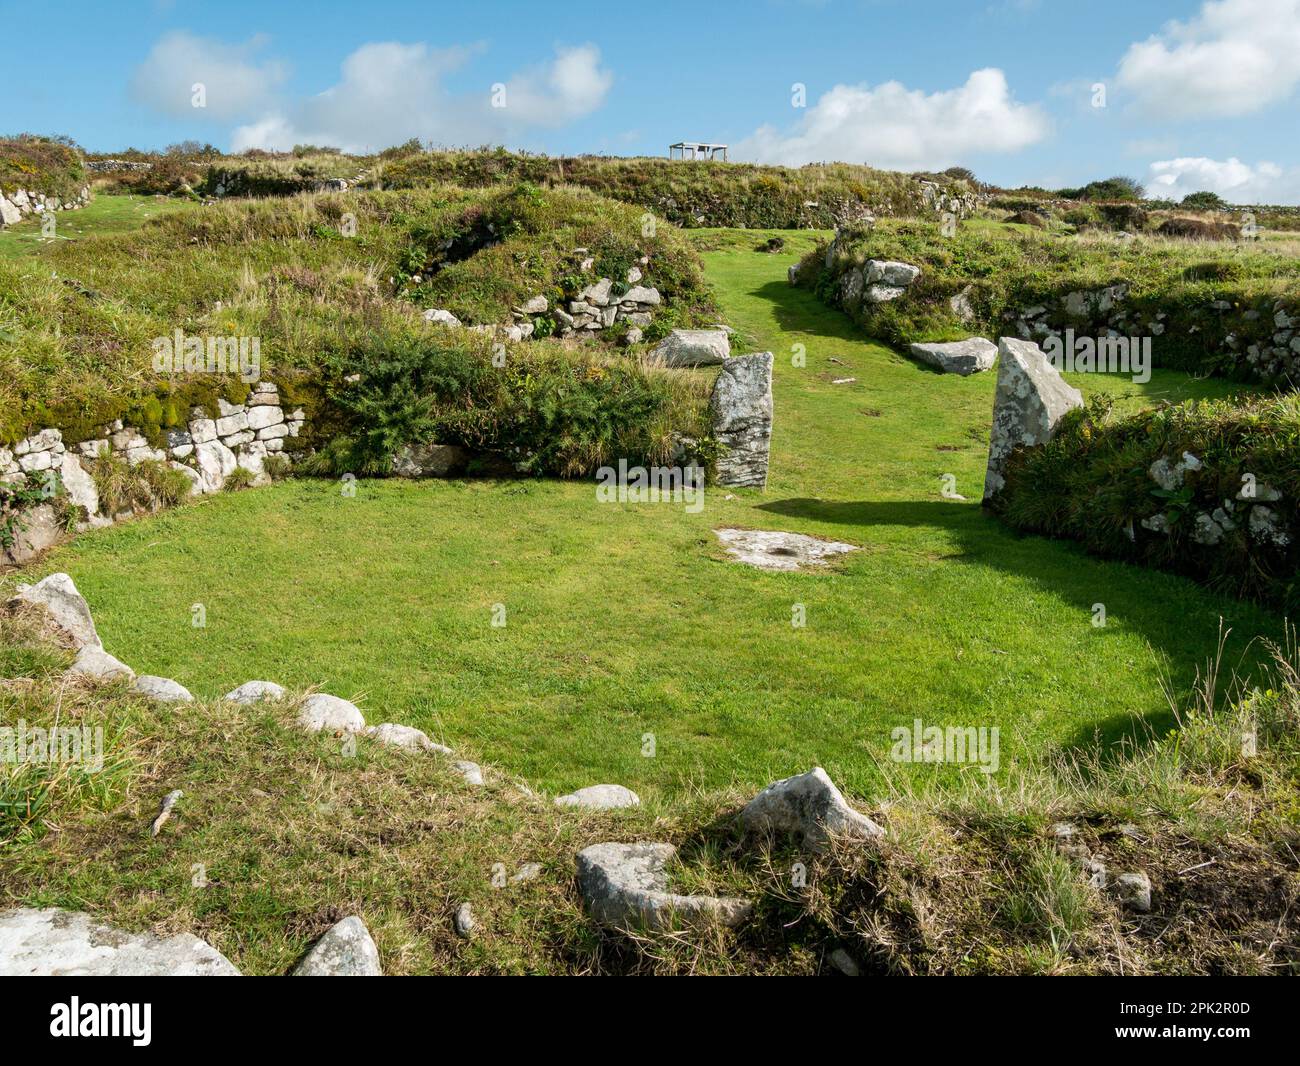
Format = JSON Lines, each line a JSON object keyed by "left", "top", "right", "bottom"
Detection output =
{"left": 992, "top": 392, "right": 1300, "bottom": 612}
{"left": 0, "top": 134, "right": 84, "bottom": 199}
{"left": 302, "top": 331, "right": 710, "bottom": 478}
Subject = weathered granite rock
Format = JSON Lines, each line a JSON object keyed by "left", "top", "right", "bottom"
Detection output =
{"left": 740, "top": 767, "right": 883, "bottom": 851}
{"left": 193, "top": 440, "right": 237, "bottom": 494}
{"left": 168, "top": 462, "right": 204, "bottom": 498}
{"left": 366, "top": 722, "right": 452, "bottom": 755}
{"left": 554, "top": 784, "right": 641, "bottom": 810}
{"left": 67, "top": 645, "right": 135, "bottom": 682}
{"left": 422, "top": 308, "right": 462, "bottom": 327}
{"left": 0, "top": 908, "right": 239, "bottom": 976}
{"left": 866, "top": 259, "right": 921, "bottom": 286}
{"left": 1114, "top": 871, "right": 1152, "bottom": 913}
{"left": 453, "top": 902, "right": 475, "bottom": 938}
{"left": 453, "top": 760, "right": 484, "bottom": 786}
{"left": 391, "top": 443, "right": 468, "bottom": 478}
{"left": 714, "top": 528, "right": 857, "bottom": 572}
{"left": 649, "top": 329, "right": 730, "bottom": 368}
{"left": 131, "top": 675, "right": 195, "bottom": 703}
{"left": 12, "top": 572, "right": 101, "bottom": 649}
{"left": 621, "top": 285, "right": 660, "bottom": 306}
{"left": 224, "top": 680, "right": 287, "bottom": 703}
{"left": 909, "top": 338, "right": 998, "bottom": 376}
{"left": 292, "top": 916, "right": 381, "bottom": 976}
{"left": 983, "top": 337, "right": 1083, "bottom": 502}
{"left": 2, "top": 504, "right": 62, "bottom": 565}
{"left": 59, "top": 452, "right": 100, "bottom": 521}
{"left": 298, "top": 693, "right": 366, "bottom": 734}
{"left": 575, "top": 842, "right": 752, "bottom": 932}
{"left": 710, "top": 352, "right": 773, "bottom": 488}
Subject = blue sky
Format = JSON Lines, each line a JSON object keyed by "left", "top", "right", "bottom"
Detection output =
{"left": 5, "top": 0, "right": 1300, "bottom": 202}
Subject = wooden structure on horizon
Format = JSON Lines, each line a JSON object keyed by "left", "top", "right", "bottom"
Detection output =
{"left": 668, "top": 142, "right": 728, "bottom": 161}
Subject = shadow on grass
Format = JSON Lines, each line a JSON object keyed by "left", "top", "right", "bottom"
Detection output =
{"left": 754, "top": 495, "right": 1279, "bottom": 756}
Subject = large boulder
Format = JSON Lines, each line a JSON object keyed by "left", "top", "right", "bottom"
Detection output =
{"left": 983, "top": 337, "right": 1083, "bottom": 502}
{"left": 649, "top": 329, "right": 730, "bottom": 368}
{"left": 292, "top": 916, "right": 381, "bottom": 976}
{"left": 575, "top": 842, "right": 751, "bottom": 932}
{"left": 0, "top": 908, "right": 239, "bottom": 976}
{"left": 710, "top": 353, "right": 773, "bottom": 488}
{"left": 11, "top": 573, "right": 101, "bottom": 649}
{"left": 740, "top": 767, "right": 883, "bottom": 851}
{"left": 908, "top": 338, "right": 998, "bottom": 376}
{"left": 865, "top": 259, "right": 921, "bottom": 286}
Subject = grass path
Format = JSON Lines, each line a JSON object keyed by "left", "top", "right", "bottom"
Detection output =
{"left": 8, "top": 227, "right": 1279, "bottom": 802}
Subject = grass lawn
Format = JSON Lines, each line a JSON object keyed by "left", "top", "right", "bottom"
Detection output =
{"left": 0, "top": 193, "right": 196, "bottom": 261}
{"left": 6, "top": 227, "right": 1281, "bottom": 805}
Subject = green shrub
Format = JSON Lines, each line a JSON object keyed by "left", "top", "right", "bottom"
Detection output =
{"left": 992, "top": 392, "right": 1300, "bottom": 612}
{"left": 0, "top": 134, "right": 84, "bottom": 199}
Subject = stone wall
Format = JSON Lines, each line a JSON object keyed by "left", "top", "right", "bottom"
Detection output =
{"left": 1, "top": 383, "right": 308, "bottom": 564}
{"left": 0, "top": 183, "right": 91, "bottom": 227}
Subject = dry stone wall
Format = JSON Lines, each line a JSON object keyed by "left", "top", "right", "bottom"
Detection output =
{"left": 0, "top": 183, "right": 91, "bottom": 227}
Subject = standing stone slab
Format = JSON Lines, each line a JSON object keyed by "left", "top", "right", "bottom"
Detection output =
{"left": 908, "top": 338, "right": 998, "bottom": 376}
{"left": 11, "top": 573, "right": 101, "bottom": 649}
{"left": 292, "top": 916, "right": 381, "bottom": 976}
{"left": 983, "top": 337, "right": 1083, "bottom": 502}
{"left": 0, "top": 908, "right": 239, "bottom": 976}
{"left": 711, "top": 352, "right": 773, "bottom": 488}
{"left": 740, "top": 767, "right": 883, "bottom": 851}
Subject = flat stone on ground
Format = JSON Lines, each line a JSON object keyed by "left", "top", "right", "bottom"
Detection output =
{"left": 909, "top": 338, "right": 998, "bottom": 376}
{"left": 714, "top": 528, "right": 858, "bottom": 572}
{"left": 298, "top": 693, "right": 366, "bottom": 734}
{"left": 576, "top": 842, "right": 752, "bottom": 932}
{"left": 0, "top": 907, "right": 239, "bottom": 976}
{"left": 224, "top": 680, "right": 287, "bottom": 704}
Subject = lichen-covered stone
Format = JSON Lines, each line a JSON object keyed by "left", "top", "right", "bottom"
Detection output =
{"left": 711, "top": 352, "right": 773, "bottom": 488}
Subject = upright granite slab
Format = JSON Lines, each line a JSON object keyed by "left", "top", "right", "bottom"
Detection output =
{"left": 711, "top": 352, "right": 773, "bottom": 488}
{"left": 983, "top": 337, "right": 1083, "bottom": 502}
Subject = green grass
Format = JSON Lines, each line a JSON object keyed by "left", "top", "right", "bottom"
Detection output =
{"left": 7, "top": 228, "right": 1282, "bottom": 806}
{"left": 0, "top": 193, "right": 195, "bottom": 262}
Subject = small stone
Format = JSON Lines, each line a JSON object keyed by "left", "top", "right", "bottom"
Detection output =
{"left": 132, "top": 675, "right": 195, "bottom": 703}
{"left": 511, "top": 863, "right": 542, "bottom": 884}
{"left": 293, "top": 916, "right": 381, "bottom": 976}
{"left": 298, "top": 693, "right": 366, "bottom": 734}
{"left": 422, "top": 308, "right": 462, "bottom": 327}
{"left": 1114, "top": 871, "right": 1152, "bottom": 913}
{"left": 909, "top": 338, "right": 998, "bottom": 376}
{"left": 224, "top": 680, "right": 287, "bottom": 704}
{"left": 66, "top": 645, "right": 135, "bottom": 682}
{"left": 829, "top": 948, "right": 861, "bottom": 976}
{"left": 554, "top": 784, "right": 641, "bottom": 810}
{"left": 453, "top": 760, "right": 484, "bottom": 786}
{"left": 453, "top": 902, "right": 475, "bottom": 938}
{"left": 366, "top": 723, "right": 452, "bottom": 754}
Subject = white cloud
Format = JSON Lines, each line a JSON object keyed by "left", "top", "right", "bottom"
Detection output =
{"left": 1116, "top": 0, "right": 1300, "bottom": 119}
{"left": 131, "top": 31, "right": 288, "bottom": 120}
{"left": 1145, "top": 156, "right": 1300, "bottom": 204}
{"left": 734, "top": 68, "right": 1049, "bottom": 170}
{"left": 229, "top": 41, "right": 612, "bottom": 153}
